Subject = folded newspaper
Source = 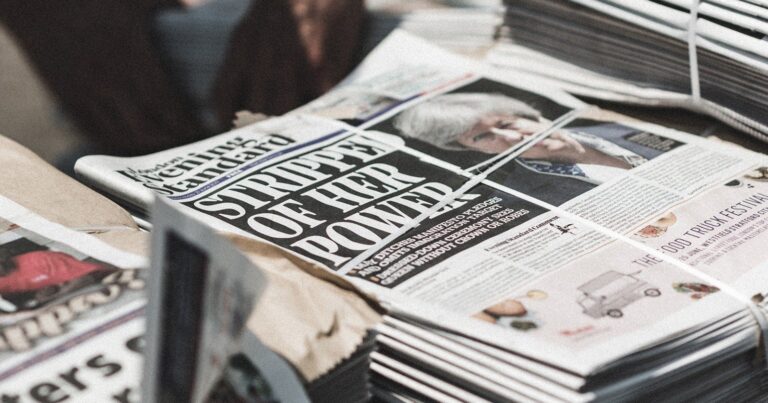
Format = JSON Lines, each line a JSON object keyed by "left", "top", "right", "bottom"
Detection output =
{"left": 490, "top": 0, "right": 768, "bottom": 143}
{"left": 0, "top": 134, "right": 380, "bottom": 401}
{"left": 144, "top": 198, "right": 381, "bottom": 402}
{"left": 76, "top": 30, "right": 768, "bottom": 400}
{"left": 0, "top": 195, "right": 147, "bottom": 402}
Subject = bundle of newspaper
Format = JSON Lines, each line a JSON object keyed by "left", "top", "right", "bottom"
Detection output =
{"left": 489, "top": 0, "right": 768, "bottom": 143}
{"left": 143, "top": 199, "right": 380, "bottom": 402}
{"left": 364, "top": 0, "right": 501, "bottom": 57}
{"left": 0, "top": 195, "right": 148, "bottom": 401}
{"left": 75, "top": 30, "right": 768, "bottom": 401}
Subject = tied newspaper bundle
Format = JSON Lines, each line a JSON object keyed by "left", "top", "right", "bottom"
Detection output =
{"left": 364, "top": 0, "right": 502, "bottom": 57}
{"left": 75, "top": 31, "right": 768, "bottom": 401}
{"left": 489, "top": 0, "right": 768, "bottom": 142}
{"left": 0, "top": 135, "right": 380, "bottom": 401}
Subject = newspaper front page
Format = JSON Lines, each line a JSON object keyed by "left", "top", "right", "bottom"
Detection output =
{"left": 75, "top": 31, "right": 768, "bottom": 376}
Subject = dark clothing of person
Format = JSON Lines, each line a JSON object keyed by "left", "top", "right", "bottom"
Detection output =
{"left": 0, "top": 0, "right": 363, "bottom": 155}
{"left": 498, "top": 161, "right": 597, "bottom": 206}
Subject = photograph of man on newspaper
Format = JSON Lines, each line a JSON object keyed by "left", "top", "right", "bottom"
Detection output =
{"left": 486, "top": 118, "right": 684, "bottom": 206}
{"left": 371, "top": 78, "right": 572, "bottom": 169}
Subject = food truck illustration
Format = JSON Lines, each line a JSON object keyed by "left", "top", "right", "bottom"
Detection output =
{"left": 577, "top": 271, "right": 661, "bottom": 319}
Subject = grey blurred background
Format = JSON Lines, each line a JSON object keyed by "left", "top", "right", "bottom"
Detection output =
{"left": 0, "top": 24, "right": 83, "bottom": 163}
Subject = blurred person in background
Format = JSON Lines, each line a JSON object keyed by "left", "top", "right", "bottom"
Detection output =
{"left": 0, "top": 0, "right": 364, "bottom": 156}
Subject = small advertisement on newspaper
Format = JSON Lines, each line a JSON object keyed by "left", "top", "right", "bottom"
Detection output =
{"left": 631, "top": 166, "right": 768, "bottom": 286}
{"left": 467, "top": 239, "right": 724, "bottom": 348}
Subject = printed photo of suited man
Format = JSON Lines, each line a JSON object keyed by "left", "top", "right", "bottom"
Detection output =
{"left": 392, "top": 93, "right": 683, "bottom": 206}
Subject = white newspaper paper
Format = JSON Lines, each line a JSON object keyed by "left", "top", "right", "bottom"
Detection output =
{"left": 143, "top": 198, "right": 308, "bottom": 403}
{"left": 75, "top": 31, "right": 768, "bottom": 377}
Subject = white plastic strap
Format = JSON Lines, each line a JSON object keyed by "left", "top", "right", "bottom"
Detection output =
{"left": 688, "top": 0, "right": 702, "bottom": 104}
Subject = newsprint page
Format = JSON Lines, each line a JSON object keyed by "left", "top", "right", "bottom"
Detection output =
{"left": 76, "top": 31, "right": 768, "bottom": 377}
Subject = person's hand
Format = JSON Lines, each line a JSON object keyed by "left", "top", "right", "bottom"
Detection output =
{"left": 289, "top": 0, "right": 365, "bottom": 92}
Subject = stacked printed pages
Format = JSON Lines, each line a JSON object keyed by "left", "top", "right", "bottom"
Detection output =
{"left": 489, "top": 0, "right": 768, "bottom": 143}
{"left": 364, "top": 0, "right": 501, "bottom": 57}
{"left": 75, "top": 31, "right": 768, "bottom": 401}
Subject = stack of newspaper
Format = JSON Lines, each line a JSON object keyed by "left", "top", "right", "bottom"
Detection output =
{"left": 489, "top": 0, "right": 768, "bottom": 143}
{"left": 364, "top": 0, "right": 501, "bottom": 57}
{"left": 0, "top": 135, "right": 381, "bottom": 401}
{"left": 75, "top": 31, "right": 768, "bottom": 401}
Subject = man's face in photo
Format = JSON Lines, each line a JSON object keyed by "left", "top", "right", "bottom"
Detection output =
{"left": 456, "top": 113, "right": 586, "bottom": 163}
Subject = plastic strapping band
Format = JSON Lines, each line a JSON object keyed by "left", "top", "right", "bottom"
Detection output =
{"left": 688, "top": 0, "right": 702, "bottom": 105}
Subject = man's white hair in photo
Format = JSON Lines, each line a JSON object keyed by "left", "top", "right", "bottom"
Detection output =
{"left": 392, "top": 92, "right": 541, "bottom": 150}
